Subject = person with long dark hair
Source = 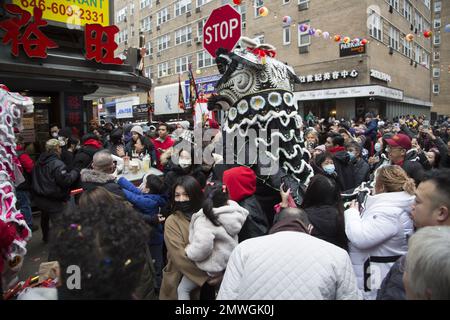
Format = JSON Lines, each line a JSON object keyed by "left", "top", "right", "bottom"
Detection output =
{"left": 160, "top": 176, "right": 216, "bottom": 300}
{"left": 301, "top": 175, "right": 348, "bottom": 250}
{"left": 177, "top": 182, "right": 248, "bottom": 300}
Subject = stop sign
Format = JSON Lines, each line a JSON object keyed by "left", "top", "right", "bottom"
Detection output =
{"left": 203, "top": 4, "right": 241, "bottom": 58}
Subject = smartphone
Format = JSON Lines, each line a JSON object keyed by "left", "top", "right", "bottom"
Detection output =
{"left": 281, "top": 176, "right": 289, "bottom": 192}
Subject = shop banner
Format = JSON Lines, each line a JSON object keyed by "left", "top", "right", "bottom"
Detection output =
{"left": 115, "top": 96, "right": 139, "bottom": 119}
{"left": 12, "top": 0, "right": 110, "bottom": 27}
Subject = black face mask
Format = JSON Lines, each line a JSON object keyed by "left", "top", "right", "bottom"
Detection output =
{"left": 173, "top": 201, "right": 197, "bottom": 219}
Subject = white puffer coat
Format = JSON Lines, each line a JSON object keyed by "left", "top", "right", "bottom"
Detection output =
{"left": 344, "top": 191, "right": 414, "bottom": 300}
{"left": 185, "top": 200, "right": 249, "bottom": 273}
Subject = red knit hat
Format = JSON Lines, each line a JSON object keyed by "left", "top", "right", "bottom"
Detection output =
{"left": 222, "top": 166, "right": 256, "bottom": 202}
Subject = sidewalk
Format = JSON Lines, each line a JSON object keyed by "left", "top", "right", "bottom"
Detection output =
{"left": 18, "top": 214, "right": 50, "bottom": 282}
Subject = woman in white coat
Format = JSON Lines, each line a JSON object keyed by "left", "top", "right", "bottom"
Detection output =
{"left": 344, "top": 165, "right": 415, "bottom": 300}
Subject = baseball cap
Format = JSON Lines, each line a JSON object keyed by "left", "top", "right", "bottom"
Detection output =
{"left": 385, "top": 133, "right": 411, "bottom": 150}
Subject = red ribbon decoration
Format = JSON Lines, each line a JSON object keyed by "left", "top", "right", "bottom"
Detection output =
{"left": 248, "top": 47, "right": 277, "bottom": 59}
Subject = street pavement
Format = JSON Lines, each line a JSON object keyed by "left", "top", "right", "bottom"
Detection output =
{"left": 18, "top": 213, "right": 50, "bottom": 282}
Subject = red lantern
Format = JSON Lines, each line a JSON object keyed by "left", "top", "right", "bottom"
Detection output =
{"left": 361, "top": 38, "right": 368, "bottom": 45}
{"left": 334, "top": 35, "right": 341, "bottom": 42}
{"left": 232, "top": 0, "right": 242, "bottom": 5}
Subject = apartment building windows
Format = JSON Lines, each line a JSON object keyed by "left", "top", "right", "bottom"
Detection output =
{"left": 389, "top": 27, "right": 400, "bottom": 50}
{"left": 157, "top": 34, "right": 170, "bottom": 52}
{"left": 433, "top": 68, "right": 440, "bottom": 78}
{"left": 145, "top": 42, "right": 153, "bottom": 56}
{"left": 414, "top": 44, "right": 422, "bottom": 63}
{"left": 298, "top": 20, "right": 311, "bottom": 48}
{"left": 157, "top": 8, "right": 169, "bottom": 26}
{"left": 116, "top": 7, "right": 127, "bottom": 23}
{"left": 144, "top": 66, "right": 152, "bottom": 79}
{"left": 434, "top": 34, "right": 441, "bottom": 46}
{"left": 140, "top": 16, "right": 152, "bottom": 32}
{"left": 403, "top": 38, "right": 412, "bottom": 58}
{"left": 130, "top": 3, "right": 134, "bottom": 15}
{"left": 368, "top": 11, "right": 382, "bottom": 41}
{"left": 389, "top": 0, "right": 399, "bottom": 11}
{"left": 140, "top": 0, "right": 151, "bottom": 9}
{"left": 434, "top": 51, "right": 440, "bottom": 61}
{"left": 158, "top": 62, "right": 169, "bottom": 78}
{"left": 234, "top": 4, "right": 247, "bottom": 29}
{"left": 197, "top": 18, "right": 207, "bottom": 39}
{"left": 434, "top": 19, "right": 441, "bottom": 29}
{"left": 283, "top": 27, "right": 291, "bottom": 45}
{"left": 283, "top": 0, "right": 290, "bottom": 4}
{"left": 254, "top": 0, "right": 264, "bottom": 18}
{"left": 415, "top": 11, "right": 423, "bottom": 32}
{"left": 175, "top": 55, "right": 192, "bottom": 74}
{"left": 254, "top": 34, "right": 265, "bottom": 44}
{"left": 422, "top": 51, "right": 430, "bottom": 68}
{"left": 423, "top": 0, "right": 430, "bottom": 9}
{"left": 434, "top": 1, "right": 441, "bottom": 13}
{"left": 175, "top": 0, "right": 192, "bottom": 17}
{"left": 433, "top": 84, "right": 440, "bottom": 94}
{"left": 403, "top": 0, "right": 412, "bottom": 23}
{"left": 175, "top": 26, "right": 192, "bottom": 45}
{"left": 196, "top": 0, "right": 212, "bottom": 7}
{"left": 118, "top": 29, "right": 128, "bottom": 44}
{"left": 198, "top": 50, "right": 213, "bottom": 68}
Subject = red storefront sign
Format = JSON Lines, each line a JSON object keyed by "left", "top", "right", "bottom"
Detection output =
{"left": 0, "top": 4, "right": 122, "bottom": 64}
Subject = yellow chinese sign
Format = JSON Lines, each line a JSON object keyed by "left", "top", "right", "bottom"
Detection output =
{"left": 12, "top": 0, "right": 110, "bottom": 27}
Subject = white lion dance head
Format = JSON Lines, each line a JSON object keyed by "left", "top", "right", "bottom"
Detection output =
{"left": 207, "top": 37, "right": 314, "bottom": 205}
{"left": 0, "top": 85, "right": 33, "bottom": 292}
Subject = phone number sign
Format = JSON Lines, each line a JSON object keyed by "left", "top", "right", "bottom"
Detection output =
{"left": 12, "top": 0, "right": 110, "bottom": 27}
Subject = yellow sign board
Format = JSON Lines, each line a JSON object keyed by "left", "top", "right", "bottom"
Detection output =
{"left": 12, "top": 0, "right": 110, "bottom": 27}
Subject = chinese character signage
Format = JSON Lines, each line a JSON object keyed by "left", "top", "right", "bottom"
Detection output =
{"left": 299, "top": 70, "right": 359, "bottom": 84}
{"left": 65, "top": 95, "right": 83, "bottom": 133}
{"left": 0, "top": 4, "right": 58, "bottom": 58}
{"left": 0, "top": 4, "right": 122, "bottom": 64}
{"left": 12, "top": 0, "right": 110, "bottom": 27}
{"left": 340, "top": 40, "right": 366, "bottom": 57}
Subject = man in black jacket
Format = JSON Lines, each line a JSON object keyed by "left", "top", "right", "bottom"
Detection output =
{"left": 32, "top": 139, "right": 80, "bottom": 243}
{"left": 80, "top": 150, "right": 125, "bottom": 198}
{"left": 72, "top": 133, "right": 104, "bottom": 171}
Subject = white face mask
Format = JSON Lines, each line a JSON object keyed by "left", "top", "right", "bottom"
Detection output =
{"left": 51, "top": 132, "right": 58, "bottom": 138}
{"left": 374, "top": 142, "right": 382, "bottom": 153}
{"left": 58, "top": 136, "right": 66, "bottom": 147}
{"left": 179, "top": 159, "right": 191, "bottom": 168}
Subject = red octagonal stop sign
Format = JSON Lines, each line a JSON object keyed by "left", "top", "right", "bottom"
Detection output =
{"left": 203, "top": 4, "right": 241, "bottom": 58}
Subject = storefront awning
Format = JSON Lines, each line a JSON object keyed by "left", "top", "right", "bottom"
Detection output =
{"left": 294, "top": 85, "right": 404, "bottom": 102}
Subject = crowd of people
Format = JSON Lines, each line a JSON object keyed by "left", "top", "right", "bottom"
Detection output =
{"left": 4, "top": 111, "right": 450, "bottom": 300}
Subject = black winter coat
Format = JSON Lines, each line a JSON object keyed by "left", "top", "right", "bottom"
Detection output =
{"left": 352, "top": 158, "right": 370, "bottom": 186}
{"left": 238, "top": 195, "right": 269, "bottom": 242}
{"left": 32, "top": 152, "right": 79, "bottom": 201}
{"left": 304, "top": 205, "right": 347, "bottom": 250}
{"left": 72, "top": 145, "right": 102, "bottom": 170}
{"left": 377, "top": 256, "right": 406, "bottom": 300}
{"left": 80, "top": 169, "right": 125, "bottom": 198}
{"left": 333, "top": 151, "right": 357, "bottom": 191}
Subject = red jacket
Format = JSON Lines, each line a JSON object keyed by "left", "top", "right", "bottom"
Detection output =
{"left": 15, "top": 145, "right": 34, "bottom": 174}
{"left": 152, "top": 136, "right": 175, "bottom": 169}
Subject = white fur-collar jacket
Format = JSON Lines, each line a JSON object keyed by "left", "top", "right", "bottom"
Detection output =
{"left": 185, "top": 200, "right": 249, "bottom": 273}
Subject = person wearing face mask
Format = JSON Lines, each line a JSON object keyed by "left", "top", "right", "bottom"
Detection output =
{"left": 312, "top": 152, "right": 340, "bottom": 187}
{"left": 346, "top": 141, "right": 370, "bottom": 186}
{"left": 163, "top": 148, "right": 206, "bottom": 192}
{"left": 160, "top": 176, "right": 218, "bottom": 300}
{"left": 49, "top": 124, "right": 59, "bottom": 139}
{"left": 58, "top": 127, "right": 74, "bottom": 169}
{"left": 324, "top": 134, "right": 357, "bottom": 191}
{"left": 31, "top": 139, "right": 80, "bottom": 244}
{"left": 344, "top": 165, "right": 415, "bottom": 300}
